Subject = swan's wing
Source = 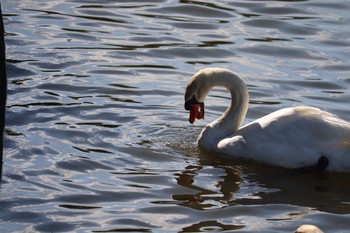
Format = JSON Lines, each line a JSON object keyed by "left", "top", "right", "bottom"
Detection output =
{"left": 248, "top": 106, "right": 350, "bottom": 147}
{"left": 218, "top": 106, "right": 350, "bottom": 170}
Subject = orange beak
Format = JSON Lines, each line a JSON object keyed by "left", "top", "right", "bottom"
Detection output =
{"left": 189, "top": 103, "right": 204, "bottom": 124}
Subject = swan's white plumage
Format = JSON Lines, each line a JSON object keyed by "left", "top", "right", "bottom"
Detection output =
{"left": 218, "top": 106, "right": 350, "bottom": 170}
{"left": 185, "top": 68, "right": 350, "bottom": 172}
{"left": 294, "top": 224, "right": 324, "bottom": 233}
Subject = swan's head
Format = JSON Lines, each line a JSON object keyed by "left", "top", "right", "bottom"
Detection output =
{"left": 184, "top": 68, "right": 217, "bottom": 124}
{"left": 184, "top": 68, "right": 239, "bottom": 124}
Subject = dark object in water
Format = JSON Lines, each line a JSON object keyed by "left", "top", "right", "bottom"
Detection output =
{"left": 0, "top": 4, "right": 7, "bottom": 181}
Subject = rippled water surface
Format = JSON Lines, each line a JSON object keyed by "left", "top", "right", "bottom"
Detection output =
{"left": 2, "top": 0, "right": 350, "bottom": 232}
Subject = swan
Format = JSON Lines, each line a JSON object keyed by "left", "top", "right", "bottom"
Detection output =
{"left": 184, "top": 68, "right": 350, "bottom": 172}
{"left": 294, "top": 224, "right": 324, "bottom": 233}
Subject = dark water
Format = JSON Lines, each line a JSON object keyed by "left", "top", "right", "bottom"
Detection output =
{"left": 2, "top": 0, "right": 350, "bottom": 232}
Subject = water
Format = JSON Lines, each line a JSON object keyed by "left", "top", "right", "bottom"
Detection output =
{"left": 2, "top": 0, "right": 350, "bottom": 232}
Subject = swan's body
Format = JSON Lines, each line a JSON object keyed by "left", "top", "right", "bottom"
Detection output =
{"left": 184, "top": 68, "right": 350, "bottom": 172}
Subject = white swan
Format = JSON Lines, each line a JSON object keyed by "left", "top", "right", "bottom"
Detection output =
{"left": 184, "top": 68, "right": 350, "bottom": 172}
{"left": 294, "top": 224, "right": 324, "bottom": 233}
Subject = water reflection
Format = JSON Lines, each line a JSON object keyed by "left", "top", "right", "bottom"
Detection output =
{"left": 180, "top": 220, "right": 244, "bottom": 232}
{"left": 175, "top": 164, "right": 242, "bottom": 210}
{"left": 183, "top": 152, "right": 350, "bottom": 214}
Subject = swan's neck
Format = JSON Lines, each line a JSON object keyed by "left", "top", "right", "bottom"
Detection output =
{"left": 197, "top": 75, "right": 249, "bottom": 151}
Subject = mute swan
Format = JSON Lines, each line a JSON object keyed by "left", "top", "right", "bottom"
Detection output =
{"left": 184, "top": 68, "right": 350, "bottom": 172}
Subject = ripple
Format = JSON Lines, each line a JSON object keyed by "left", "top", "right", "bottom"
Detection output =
{"left": 238, "top": 44, "right": 326, "bottom": 60}
{"left": 161, "top": 7, "right": 232, "bottom": 18}
{"left": 57, "top": 158, "right": 114, "bottom": 173}
{"left": 242, "top": 18, "right": 320, "bottom": 35}
{"left": 35, "top": 221, "right": 76, "bottom": 232}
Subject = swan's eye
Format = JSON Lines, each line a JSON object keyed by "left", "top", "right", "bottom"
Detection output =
{"left": 185, "top": 104, "right": 192, "bottom": 111}
{"left": 184, "top": 95, "right": 200, "bottom": 110}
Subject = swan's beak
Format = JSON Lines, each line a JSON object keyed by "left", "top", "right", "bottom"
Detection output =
{"left": 184, "top": 95, "right": 204, "bottom": 124}
{"left": 188, "top": 103, "right": 204, "bottom": 124}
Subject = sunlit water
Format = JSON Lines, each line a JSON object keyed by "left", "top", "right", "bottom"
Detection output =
{"left": 2, "top": 0, "right": 350, "bottom": 232}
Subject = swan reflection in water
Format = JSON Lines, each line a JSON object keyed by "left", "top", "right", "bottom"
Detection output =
{"left": 172, "top": 154, "right": 350, "bottom": 231}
